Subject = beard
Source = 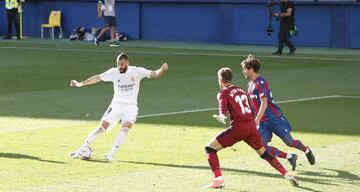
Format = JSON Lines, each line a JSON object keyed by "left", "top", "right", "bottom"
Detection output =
{"left": 119, "top": 66, "right": 128, "bottom": 74}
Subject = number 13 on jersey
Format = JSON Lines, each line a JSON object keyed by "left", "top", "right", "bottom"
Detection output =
{"left": 235, "top": 95, "right": 252, "bottom": 115}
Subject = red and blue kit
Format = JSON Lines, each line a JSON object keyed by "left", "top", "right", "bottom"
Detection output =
{"left": 247, "top": 76, "right": 283, "bottom": 122}
{"left": 247, "top": 76, "right": 293, "bottom": 143}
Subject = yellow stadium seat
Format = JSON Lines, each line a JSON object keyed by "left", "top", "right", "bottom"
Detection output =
{"left": 41, "top": 10, "right": 63, "bottom": 39}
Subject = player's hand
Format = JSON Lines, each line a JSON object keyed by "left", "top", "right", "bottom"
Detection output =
{"left": 97, "top": 4, "right": 105, "bottom": 18}
{"left": 70, "top": 80, "right": 83, "bottom": 87}
{"left": 255, "top": 118, "right": 260, "bottom": 127}
{"left": 162, "top": 63, "right": 169, "bottom": 72}
{"left": 273, "top": 13, "right": 280, "bottom": 17}
{"left": 212, "top": 114, "right": 227, "bottom": 124}
{"left": 254, "top": 118, "right": 261, "bottom": 129}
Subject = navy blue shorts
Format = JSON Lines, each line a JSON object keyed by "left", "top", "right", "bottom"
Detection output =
{"left": 258, "top": 116, "right": 292, "bottom": 145}
{"left": 104, "top": 16, "right": 116, "bottom": 27}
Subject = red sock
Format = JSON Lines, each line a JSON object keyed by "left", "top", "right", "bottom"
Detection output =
{"left": 208, "top": 152, "right": 222, "bottom": 178}
{"left": 261, "top": 152, "right": 287, "bottom": 175}
{"left": 292, "top": 140, "right": 307, "bottom": 152}
{"left": 265, "top": 146, "right": 288, "bottom": 159}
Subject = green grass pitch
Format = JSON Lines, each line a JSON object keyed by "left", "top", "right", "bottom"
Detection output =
{"left": 0, "top": 39, "right": 359, "bottom": 191}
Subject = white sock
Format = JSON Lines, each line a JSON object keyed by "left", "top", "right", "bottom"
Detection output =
{"left": 79, "top": 126, "right": 105, "bottom": 150}
{"left": 286, "top": 153, "right": 293, "bottom": 159}
{"left": 305, "top": 147, "right": 310, "bottom": 154}
{"left": 215, "top": 176, "right": 224, "bottom": 180}
{"left": 108, "top": 127, "right": 130, "bottom": 157}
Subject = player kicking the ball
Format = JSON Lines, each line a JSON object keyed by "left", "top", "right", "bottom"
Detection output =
{"left": 205, "top": 67, "right": 298, "bottom": 189}
{"left": 69, "top": 53, "right": 168, "bottom": 161}
{"left": 240, "top": 54, "right": 315, "bottom": 171}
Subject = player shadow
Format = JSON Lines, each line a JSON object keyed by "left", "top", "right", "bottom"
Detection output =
{"left": 119, "top": 160, "right": 337, "bottom": 187}
{"left": 85, "top": 158, "right": 111, "bottom": 163}
{"left": 296, "top": 186, "right": 324, "bottom": 192}
{"left": 0, "top": 152, "right": 67, "bottom": 164}
{"left": 298, "top": 168, "right": 360, "bottom": 186}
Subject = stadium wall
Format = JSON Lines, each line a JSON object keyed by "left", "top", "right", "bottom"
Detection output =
{"left": 0, "top": 0, "right": 359, "bottom": 48}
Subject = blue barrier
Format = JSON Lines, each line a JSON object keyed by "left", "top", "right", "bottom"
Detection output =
{"left": 0, "top": 0, "right": 359, "bottom": 48}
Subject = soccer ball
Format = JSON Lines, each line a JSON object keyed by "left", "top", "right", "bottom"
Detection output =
{"left": 78, "top": 146, "right": 93, "bottom": 160}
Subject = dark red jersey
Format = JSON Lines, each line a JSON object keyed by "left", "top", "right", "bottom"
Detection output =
{"left": 217, "top": 85, "right": 255, "bottom": 124}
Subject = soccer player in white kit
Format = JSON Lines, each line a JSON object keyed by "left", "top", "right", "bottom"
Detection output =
{"left": 69, "top": 53, "right": 169, "bottom": 161}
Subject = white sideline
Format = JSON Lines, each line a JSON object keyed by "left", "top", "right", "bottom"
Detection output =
{"left": 1, "top": 46, "right": 360, "bottom": 62}
{"left": 138, "top": 95, "right": 360, "bottom": 118}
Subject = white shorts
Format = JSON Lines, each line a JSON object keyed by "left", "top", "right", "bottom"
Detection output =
{"left": 100, "top": 101, "right": 138, "bottom": 131}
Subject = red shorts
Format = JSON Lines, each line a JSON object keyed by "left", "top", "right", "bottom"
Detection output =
{"left": 216, "top": 121, "right": 263, "bottom": 150}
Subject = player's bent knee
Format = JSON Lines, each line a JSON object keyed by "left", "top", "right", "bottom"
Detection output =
{"left": 122, "top": 122, "right": 133, "bottom": 129}
{"left": 284, "top": 141, "right": 293, "bottom": 147}
{"left": 282, "top": 134, "right": 294, "bottom": 146}
{"left": 205, "top": 146, "right": 217, "bottom": 154}
{"left": 101, "top": 121, "right": 110, "bottom": 130}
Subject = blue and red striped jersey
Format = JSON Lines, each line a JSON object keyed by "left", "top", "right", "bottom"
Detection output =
{"left": 247, "top": 76, "right": 283, "bottom": 122}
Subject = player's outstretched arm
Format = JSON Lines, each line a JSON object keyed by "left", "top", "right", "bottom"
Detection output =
{"left": 150, "top": 63, "right": 169, "bottom": 78}
{"left": 70, "top": 75, "right": 102, "bottom": 88}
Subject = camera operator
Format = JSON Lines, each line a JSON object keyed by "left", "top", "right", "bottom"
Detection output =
{"left": 272, "top": 0, "right": 296, "bottom": 55}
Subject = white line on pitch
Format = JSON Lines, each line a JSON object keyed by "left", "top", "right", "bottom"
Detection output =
{"left": 1, "top": 46, "right": 360, "bottom": 62}
{"left": 335, "top": 95, "right": 360, "bottom": 99}
{"left": 276, "top": 95, "right": 339, "bottom": 104}
{"left": 138, "top": 95, "right": 359, "bottom": 118}
{"left": 138, "top": 108, "right": 218, "bottom": 118}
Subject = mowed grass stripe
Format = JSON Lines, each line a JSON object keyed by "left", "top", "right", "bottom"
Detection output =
{"left": 1, "top": 95, "right": 359, "bottom": 133}
{"left": 2, "top": 45, "right": 360, "bottom": 62}
{"left": 138, "top": 95, "right": 360, "bottom": 118}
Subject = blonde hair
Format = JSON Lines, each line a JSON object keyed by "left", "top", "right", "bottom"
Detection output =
{"left": 217, "top": 67, "right": 233, "bottom": 83}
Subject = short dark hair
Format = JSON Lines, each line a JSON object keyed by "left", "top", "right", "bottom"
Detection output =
{"left": 241, "top": 54, "right": 261, "bottom": 73}
{"left": 218, "top": 67, "right": 233, "bottom": 83}
{"left": 117, "top": 53, "right": 129, "bottom": 63}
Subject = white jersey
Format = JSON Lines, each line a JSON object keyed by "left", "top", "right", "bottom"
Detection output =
{"left": 99, "top": 0, "right": 116, "bottom": 17}
{"left": 100, "top": 66, "right": 152, "bottom": 105}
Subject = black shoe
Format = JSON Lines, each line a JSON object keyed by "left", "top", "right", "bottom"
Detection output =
{"left": 272, "top": 51, "right": 282, "bottom": 55}
{"left": 3, "top": 36, "right": 11, "bottom": 40}
{"left": 109, "top": 41, "right": 119, "bottom": 47}
{"left": 289, "top": 48, "right": 296, "bottom": 55}
{"left": 288, "top": 154, "right": 298, "bottom": 171}
{"left": 305, "top": 147, "right": 315, "bottom": 165}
